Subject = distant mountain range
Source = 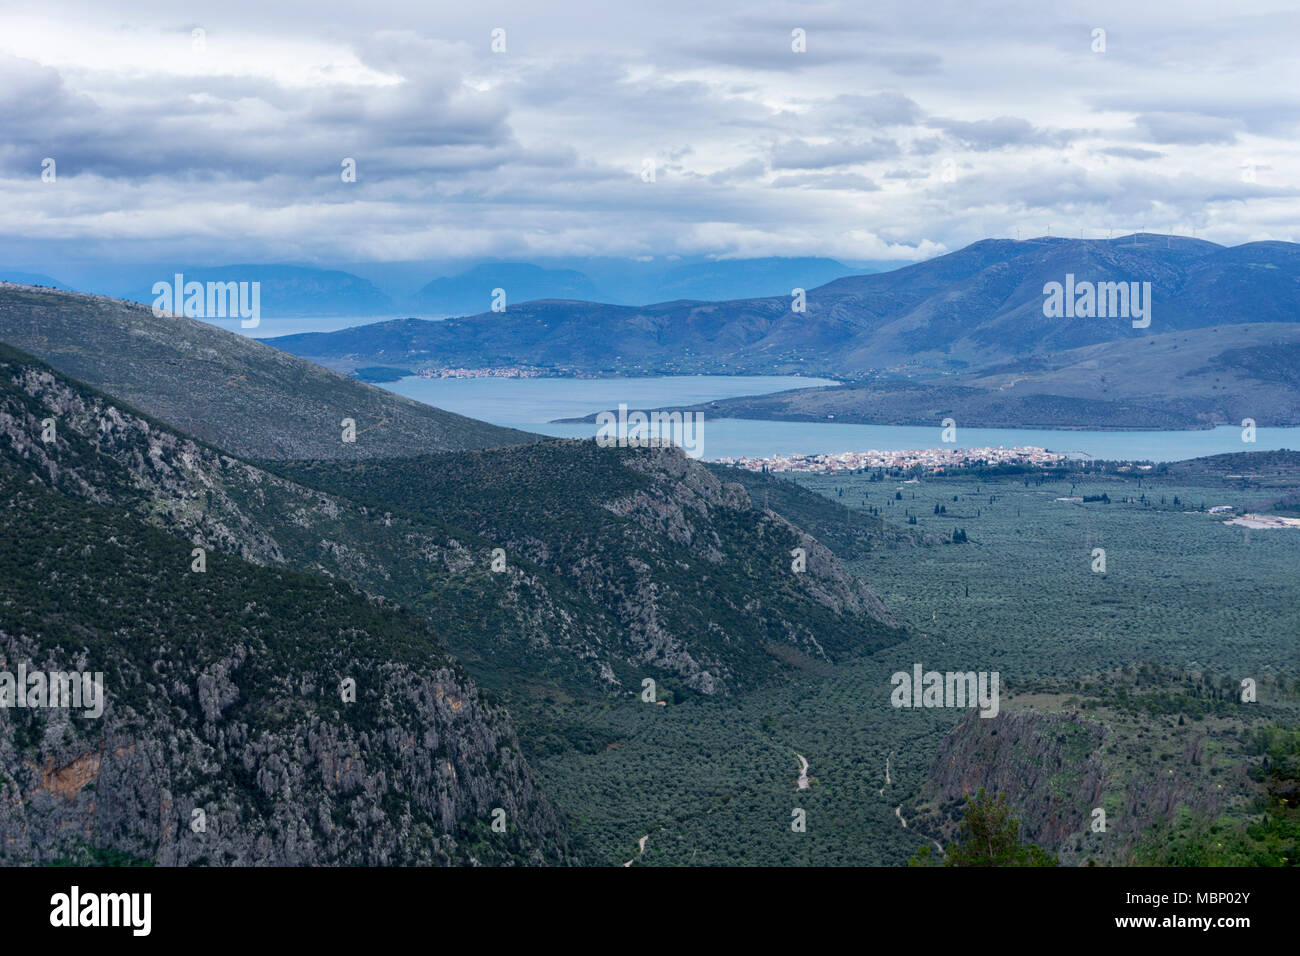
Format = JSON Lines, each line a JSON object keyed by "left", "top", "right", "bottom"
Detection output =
{"left": 6, "top": 256, "right": 878, "bottom": 318}
{"left": 410, "top": 263, "right": 599, "bottom": 315}
{"left": 268, "top": 235, "right": 1300, "bottom": 428}
{"left": 405, "top": 257, "right": 863, "bottom": 315}
{"left": 13, "top": 265, "right": 399, "bottom": 318}
{"left": 128, "top": 265, "right": 399, "bottom": 318}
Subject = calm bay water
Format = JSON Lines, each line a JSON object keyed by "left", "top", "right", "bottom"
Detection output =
{"left": 381, "top": 374, "right": 839, "bottom": 428}
{"left": 380, "top": 375, "right": 1300, "bottom": 462}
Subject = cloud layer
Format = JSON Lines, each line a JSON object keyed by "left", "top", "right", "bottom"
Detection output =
{"left": 2, "top": 0, "right": 1298, "bottom": 268}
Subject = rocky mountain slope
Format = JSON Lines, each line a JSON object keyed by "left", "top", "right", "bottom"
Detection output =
{"left": 0, "top": 343, "right": 901, "bottom": 699}
{"left": 0, "top": 472, "right": 568, "bottom": 866}
{"left": 908, "top": 671, "right": 1298, "bottom": 865}
{"left": 272, "top": 440, "right": 903, "bottom": 695}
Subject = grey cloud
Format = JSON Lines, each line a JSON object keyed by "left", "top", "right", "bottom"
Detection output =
{"left": 770, "top": 137, "right": 901, "bottom": 169}
{"left": 706, "top": 158, "right": 769, "bottom": 184}
{"left": 926, "top": 116, "right": 1082, "bottom": 151}
{"left": 1090, "top": 86, "right": 1300, "bottom": 137}
{"left": 769, "top": 172, "right": 879, "bottom": 190}
{"left": 671, "top": 22, "right": 941, "bottom": 75}
{"left": 1134, "top": 112, "right": 1242, "bottom": 145}
{"left": 1096, "top": 146, "right": 1165, "bottom": 161}
{"left": 935, "top": 162, "right": 1298, "bottom": 224}
{"left": 813, "top": 92, "right": 923, "bottom": 128}
{"left": 0, "top": 39, "right": 514, "bottom": 184}
{"left": 2, "top": 0, "right": 1298, "bottom": 265}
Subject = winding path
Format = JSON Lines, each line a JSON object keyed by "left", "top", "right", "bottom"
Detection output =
{"left": 880, "top": 752, "right": 944, "bottom": 855}
{"left": 621, "top": 833, "right": 650, "bottom": 867}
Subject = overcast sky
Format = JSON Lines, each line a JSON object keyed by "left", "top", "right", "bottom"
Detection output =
{"left": 2, "top": 0, "right": 1298, "bottom": 269}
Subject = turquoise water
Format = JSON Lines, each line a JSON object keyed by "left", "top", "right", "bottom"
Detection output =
{"left": 379, "top": 375, "right": 1300, "bottom": 462}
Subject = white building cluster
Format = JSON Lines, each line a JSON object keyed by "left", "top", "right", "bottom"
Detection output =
{"left": 415, "top": 366, "right": 544, "bottom": 379}
{"left": 716, "top": 445, "right": 1066, "bottom": 474}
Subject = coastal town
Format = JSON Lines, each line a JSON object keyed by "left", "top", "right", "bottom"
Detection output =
{"left": 715, "top": 444, "right": 1068, "bottom": 474}
{"left": 414, "top": 365, "right": 545, "bottom": 379}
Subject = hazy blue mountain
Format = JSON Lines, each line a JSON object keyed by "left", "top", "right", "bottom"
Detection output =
{"left": 411, "top": 263, "right": 599, "bottom": 316}
{"left": 17, "top": 256, "right": 883, "bottom": 318}
{"left": 574, "top": 256, "right": 869, "bottom": 304}
{"left": 125, "top": 265, "right": 396, "bottom": 317}
{"left": 401, "top": 257, "right": 874, "bottom": 315}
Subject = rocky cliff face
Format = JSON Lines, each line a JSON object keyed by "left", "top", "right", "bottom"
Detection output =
{"left": 614, "top": 444, "right": 895, "bottom": 638}
{"left": 917, "top": 710, "right": 1107, "bottom": 852}
{"left": 0, "top": 353, "right": 475, "bottom": 580}
{"left": 0, "top": 474, "right": 570, "bottom": 865}
{"left": 913, "top": 705, "right": 1254, "bottom": 865}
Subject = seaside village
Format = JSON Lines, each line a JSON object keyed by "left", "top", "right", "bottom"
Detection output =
{"left": 717, "top": 445, "right": 1300, "bottom": 530}
{"left": 716, "top": 445, "right": 1067, "bottom": 474}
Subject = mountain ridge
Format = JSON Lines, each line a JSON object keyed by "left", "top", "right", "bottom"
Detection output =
{"left": 0, "top": 284, "right": 536, "bottom": 459}
{"left": 0, "top": 337, "right": 902, "bottom": 698}
{"left": 268, "top": 235, "right": 1300, "bottom": 378}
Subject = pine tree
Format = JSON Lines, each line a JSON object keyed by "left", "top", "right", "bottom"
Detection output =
{"left": 940, "top": 789, "right": 1057, "bottom": 867}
